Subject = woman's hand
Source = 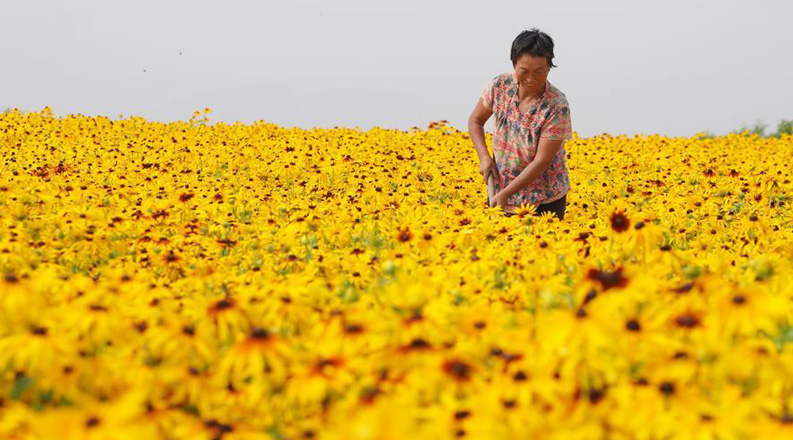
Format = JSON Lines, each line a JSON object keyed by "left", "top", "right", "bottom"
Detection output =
{"left": 479, "top": 157, "right": 499, "bottom": 183}
{"left": 490, "top": 190, "right": 510, "bottom": 208}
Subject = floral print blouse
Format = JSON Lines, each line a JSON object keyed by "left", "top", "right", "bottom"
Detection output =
{"left": 480, "top": 71, "right": 573, "bottom": 214}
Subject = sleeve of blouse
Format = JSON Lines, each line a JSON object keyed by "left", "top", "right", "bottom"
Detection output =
{"left": 540, "top": 104, "right": 573, "bottom": 140}
{"left": 480, "top": 76, "right": 498, "bottom": 111}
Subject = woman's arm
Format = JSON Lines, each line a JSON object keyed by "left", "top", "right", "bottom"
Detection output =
{"left": 468, "top": 97, "right": 494, "bottom": 164}
{"left": 496, "top": 138, "right": 564, "bottom": 200}
{"left": 468, "top": 98, "right": 499, "bottom": 183}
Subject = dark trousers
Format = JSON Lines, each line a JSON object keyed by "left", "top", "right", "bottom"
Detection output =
{"left": 489, "top": 194, "right": 567, "bottom": 220}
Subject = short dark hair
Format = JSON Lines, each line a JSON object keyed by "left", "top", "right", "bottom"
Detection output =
{"left": 510, "top": 28, "right": 557, "bottom": 69}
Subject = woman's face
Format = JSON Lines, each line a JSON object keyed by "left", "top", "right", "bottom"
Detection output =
{"left": 513, "top": 54, "right": 550, "bottom": 92}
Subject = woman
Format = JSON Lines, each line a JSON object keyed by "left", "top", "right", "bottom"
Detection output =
{"left": 468, "top": 28, "right": 573, "bottom": 220}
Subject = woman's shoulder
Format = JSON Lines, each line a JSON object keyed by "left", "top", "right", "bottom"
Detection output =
{"left": 487, "top": 71, "right": 514, "bottom": 88}
{"left": 546, "top": 82, "right": 570, "bottom": 109}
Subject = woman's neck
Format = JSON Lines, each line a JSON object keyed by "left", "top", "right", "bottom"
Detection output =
{"left": 519, "top": 81, "right": 546, "bottom": 101}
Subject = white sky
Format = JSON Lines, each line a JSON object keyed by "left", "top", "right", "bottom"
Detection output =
{"left": 2, "top": 0, "right": 791, "bottom": 137}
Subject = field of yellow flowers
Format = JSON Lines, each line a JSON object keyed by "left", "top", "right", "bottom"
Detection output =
{"left": 1, "top": 107, "right": 793, "bottom": 440}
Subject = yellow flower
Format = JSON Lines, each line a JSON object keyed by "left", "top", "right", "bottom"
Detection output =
{"left": 514, "top": 202, "right": 536, "bottom": 218}
{"left": 33, "top": 390, "right": 157, "bottom": 440}
{"left": 215, "top": 325, "right": 291, "bottom": 387}
{"left": 1, "top": 109, "right": 792, "bottom": 439}
{"left": 715, "top": 284, "right": 790, "bottom": 336}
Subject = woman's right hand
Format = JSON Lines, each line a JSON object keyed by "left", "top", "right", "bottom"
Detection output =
{"left": 479, "top": 157, "right": 499, "bottom": 183}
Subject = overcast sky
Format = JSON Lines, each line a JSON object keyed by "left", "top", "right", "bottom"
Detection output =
{"left": 2, "top": 0, "right": 791, "bottom": 137}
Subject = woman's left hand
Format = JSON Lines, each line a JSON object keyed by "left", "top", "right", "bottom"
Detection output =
{"left": 490, "top": 190, "right": 510, "bottom": 208}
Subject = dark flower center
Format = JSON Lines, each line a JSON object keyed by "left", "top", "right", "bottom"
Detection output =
{"left": 443, "top": 359, "right": 473, "bottom": 381}
{"left": 586, "top": 267, "right": 629, "bottom": 290}
{"left": 674, "top": 314, "right": 701, "bottom": 328}
{"left": 610, "top": 211, "right": 630, "bottom": 232}
{"left": 250, "top": 327, "right": 271, "bottom": 340}
{"left": 625, "top": 319, "right": 641, "bottom": 332}
{"left": 659, "top": 381, "right": 675, "bottom": 396}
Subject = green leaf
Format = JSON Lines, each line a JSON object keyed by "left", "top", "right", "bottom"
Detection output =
{"left": 11, "top": 375, "right": 33, "bottom": 399}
